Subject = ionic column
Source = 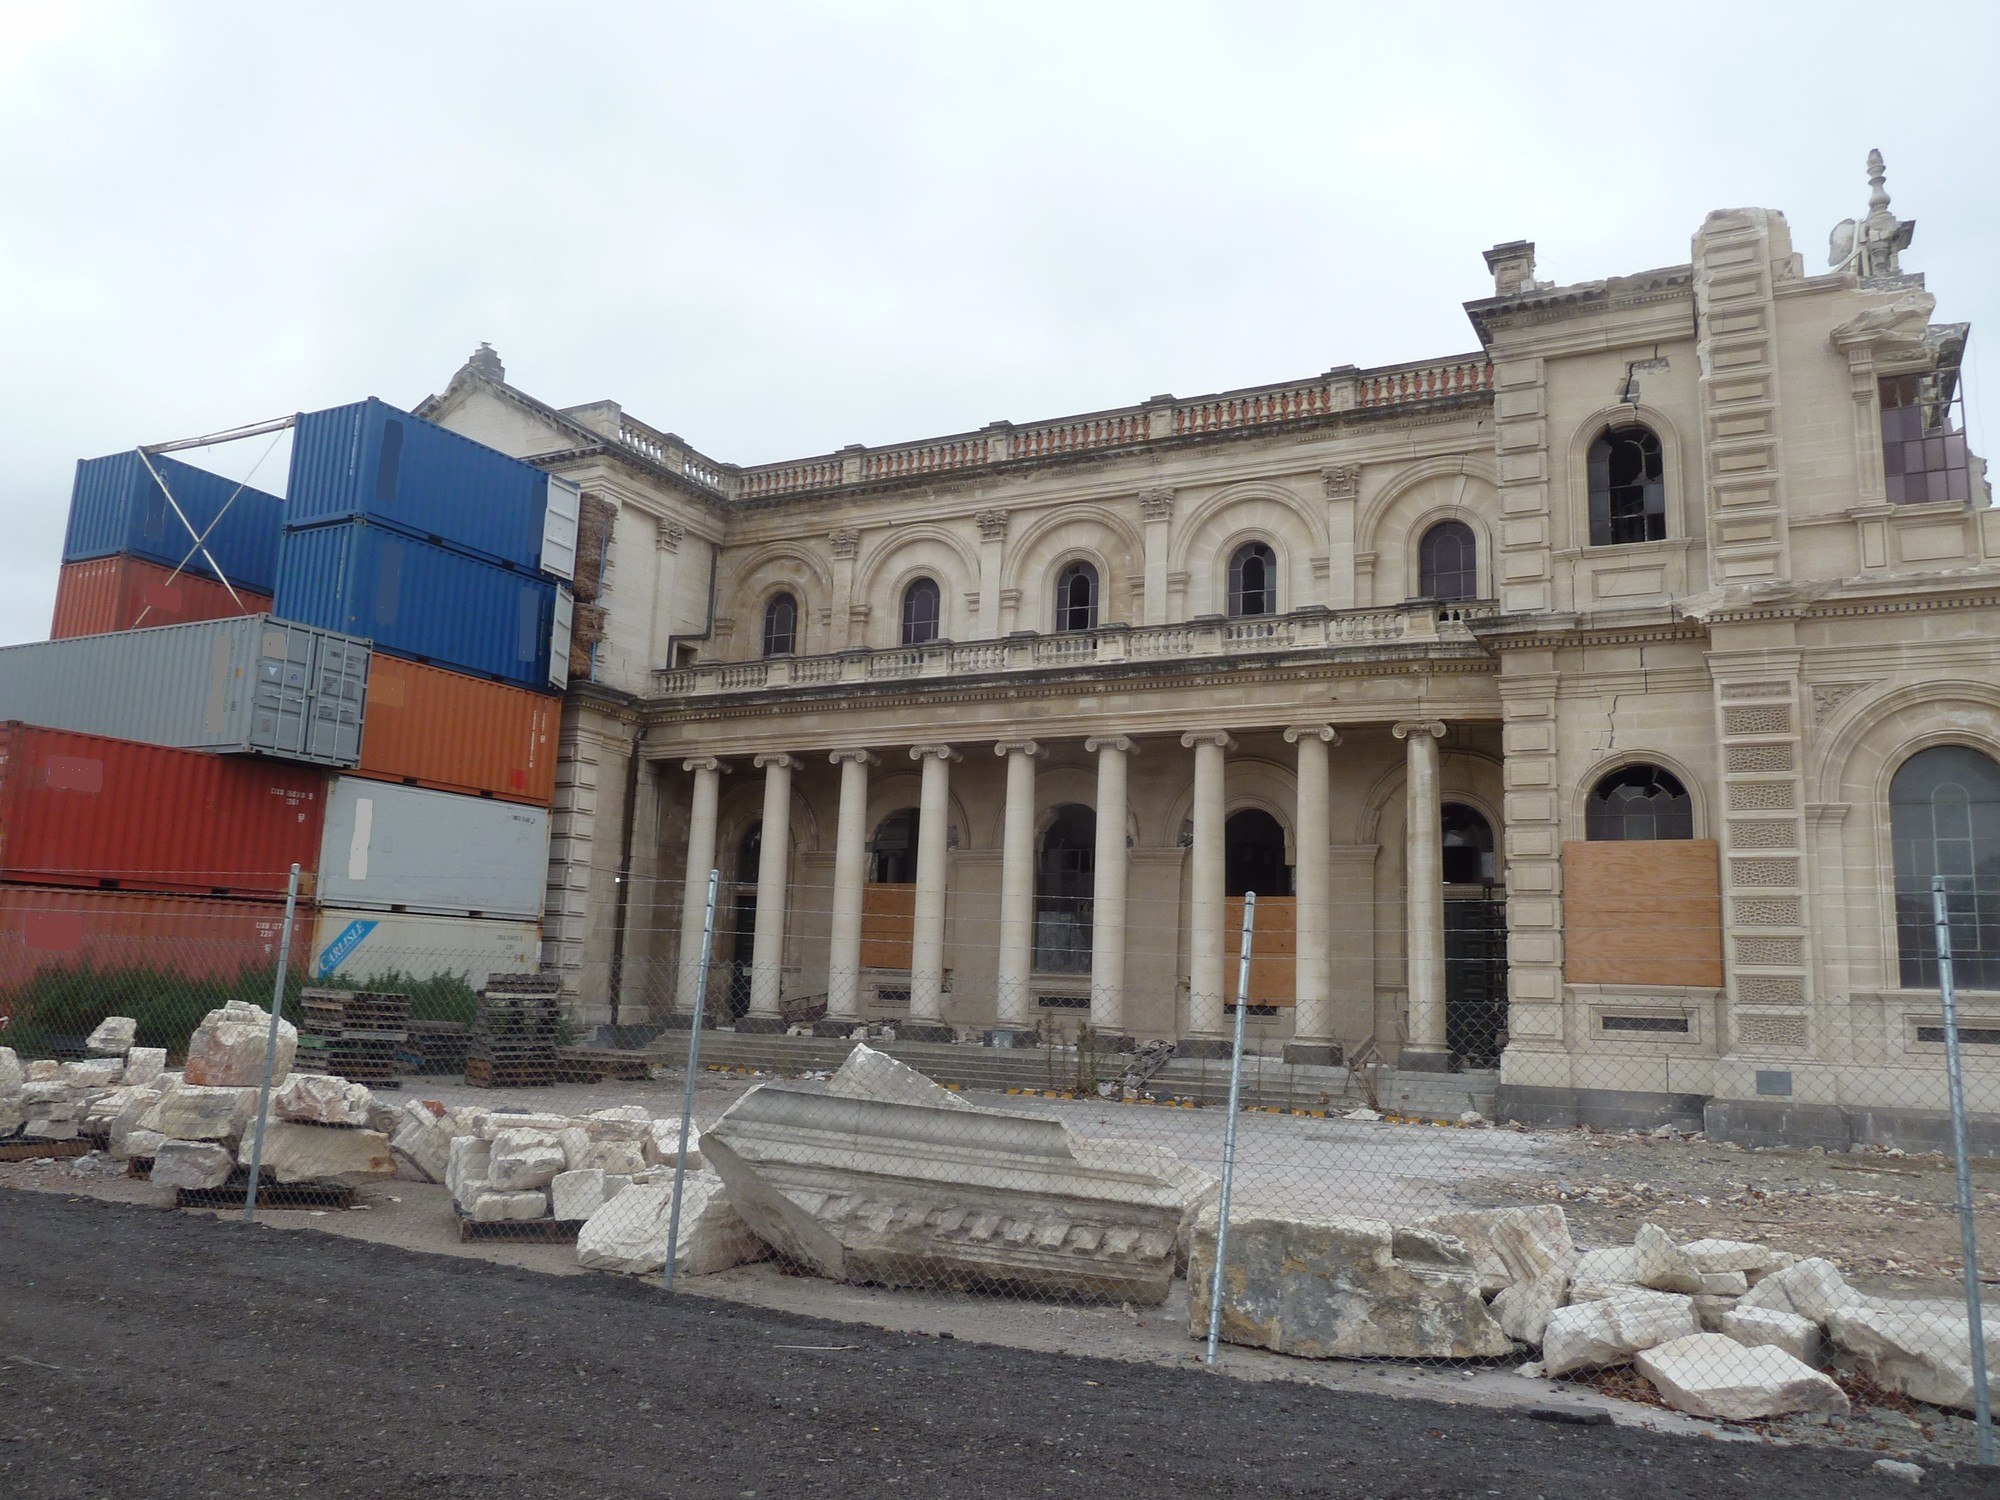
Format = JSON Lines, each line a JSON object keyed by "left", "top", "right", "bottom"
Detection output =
{"left": 821, "top": 749, "right": 877, "bottom": 1033}
{"left": 1285, "top": 725, "right": 1340, "bottom": 1065}
{"left": 740, "top": 752, "right": 800, "bottom": 1033}
{"left": 1395, "top": 719, "right": 1450, "bottom": 1071}
{"left": 1181, "top": 731, "right": 1235, "bottom": 1050}
{"left": 1086, "top": 735, "right": 1139, "bottom": 1039}
{"left": 993, "top": 740, "right": 1042, "bottom": 1037}
{"left": 673, "top": 756, "right": 728, "bottom": 1019}
{"left": 906, "top": 744, "right": 961, "bottom": 1041}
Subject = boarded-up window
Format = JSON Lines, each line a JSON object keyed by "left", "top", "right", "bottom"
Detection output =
{"left": 860, "top": 882, "right": 916, "bottom": 970}
{"left": 1562, "top": 840, "right": 1723, "bottom": 987}
{"left": 1222, "top": 895, "right": 1296, "bottom": 1005}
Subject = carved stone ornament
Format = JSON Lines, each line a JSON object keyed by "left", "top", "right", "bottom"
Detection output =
{"left": 1810, "top": 682, "right": 1871, "bottom": 725}
{"left": 656, "top": 519, "right": 685, "bottom": 552}
{"left": 976, "top": 508, "right": 1010, "bottom": 541}
{"left": 829, "top": 528, "right": 861, "bottom": 559}
{"left": 1137, "top": 487, "right": 1175, "bottom": 522}
{"left": 1827, "top": 148, "right": 1916, "bottom": 280}
{"left": 1321, "top": 465, "right": 1362, "bottom": 501}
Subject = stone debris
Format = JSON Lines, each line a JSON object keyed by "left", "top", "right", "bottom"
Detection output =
{"left": 1873, "top": 1459, "right": 1925, "bottom": 1484}
{"left": 389, "top": 1101, "right": 454, "bottom": 1184}
{"left": 138, "top": 1085, "right": 257, "bottom": 1143}
{"left": 1827, "top": 1304, "right": 2000, "bottom": 1414}
{"left": 469, "top": 1188, "right": 550, "bottom": 1222}
{"left": 182, "top": 1001, "right": 297, "bottom": 1088}
{"left": 446, "top": 1135, "right": 493, "bottom": 1206}
{"left": 86, "top": 1016, "right": 137, "bottom": 1055}
{"left": 1493, "top": 1266, "right": 1570, "bottom": 1347}
{"left": 1735, "top": 1256, "right": 1864, "bottom": 1325}
{"left": 59, "top": 1058, "right": 124, "bottom": 1088}
{"left": 238, "top": 1121, "right": 395, "bottom": 1186}
{"left": 1720, "top": 1305, "right": 1820, "bottom": 1363}
{"left": 552, "top": 1167, "right": 619, "bottom": 1222}
{"left": 575, "top": 1174, "right": 769, "bottom": 1277}
{"left": 644, "top": 1119, "right": 703, "bottom": 1169}
{"left": 1190, "top": 1211, "right": 1515, "bottom": 1359}
{"left": 0, "top": 1047, "right": 23, "bottom": 1090}
{"left": 121, "top": 1048, "right": 167, "bottom": 1087}
{"left": 1569, "top": 1246, "right": 1643, "bottom": 1285}
{"left": 272, "top": 1073, "right": 375, "bottom": 1127}
{"left": 826, "top": 1042, "right": 974, "bottom": 1112}
{"left": 1409, "top": 1207, "right": 1572, "bottom": 1294}
{"left": 582, "top": 1139, "right": 648, "bottom": 1176}
{"left": 1542, "top": 1290, "right": 1699, "bottom": 1376}
{"left": 151, "top": 1139, "right": 236, "bottom": 1191}
{"left": 488, "top": 1129, "right": 566, "bottom": 1191}
{"left": 1680, "top": 1238, "right": 1796, "bottom": 1279}
{"left": 26, "top": 1060, "right": 57, "bottom": 1082}
{"left": 705, "top": 1047, "right": 1213, "bottom": 1304}
{"left": 1634, "top": 1333, "right": 1849, "bottom": 1421}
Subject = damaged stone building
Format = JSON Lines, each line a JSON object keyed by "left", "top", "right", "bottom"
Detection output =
{"left": 418, "top": 155, "right": 1997, "bottom": 1146}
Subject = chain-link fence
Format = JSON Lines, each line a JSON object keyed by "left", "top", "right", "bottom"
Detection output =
{"left": 3, "top": 869, "right": 1998, "bottom": 1464}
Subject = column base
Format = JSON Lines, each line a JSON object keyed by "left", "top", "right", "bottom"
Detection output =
{"left": 812, "top": 1016, "right": 866, "bottom": 1038}
{"left": 1398, "top": 1046, "right": 1454, "bottom": 1074}
{"left": 1282, "top": 1041, "right": 1344, "bottom": 1067}
{"left": 986, "top": 1028, "right": 1041, "bottom": 1048}
{"left": 1174, "top": 1035, "right": 1235, "bottom": 1060}
{"left": 732, "top": 1015, "right": 790, "bottom": 1035}
{"left": 895, "top": 1021, "right": 957, "bottom": 1044}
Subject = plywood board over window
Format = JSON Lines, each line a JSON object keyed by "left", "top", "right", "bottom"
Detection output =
{"left": 860, "top": 882, "right": 916, "bottom": 970}
{"left": 1224, "top": 896, "right": 1298, "bottom": 1004}
{"left": 1562, "top": 840, "right": 1723, "bottom": 988}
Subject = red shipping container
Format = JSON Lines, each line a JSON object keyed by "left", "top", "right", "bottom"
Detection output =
{"left": 50, "top": 554, "right": 273, "bottom": 639}
{"left": 0, "top": 724, "right": 325, "bottom": 898}
{"left": 355, "top": 655, "right": 558, "bottom": 806}
{"left": 0, "top": 886, "right": 311, "bottom": 1022}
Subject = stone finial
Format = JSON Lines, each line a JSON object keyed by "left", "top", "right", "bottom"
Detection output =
{"left": 466, "top": 342, "right": 505, "bottom": 381}
{"left": 1828, "top": 148, "right": 1915, "bottom": 278}
{"left": 1482, "top": 241, "right": 1538, "bottom": 298}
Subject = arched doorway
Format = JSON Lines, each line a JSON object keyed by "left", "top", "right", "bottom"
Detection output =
{"left": 1223, "top": 809, "right": 1293, "bottom": 1012}
{"left": 1440, "top": 802, "right": 1506, "bottom": 1068}
{"left": 1034, "top": 804, "right": 1095, "bottom": 974}
{"left": 1224, "top": 809, "right": 1293, "bottom": 897}
{"left": 727, "top": 822, "right": 761, "bottom": 1021}
{"left": 861, "top": 808, "right": 921, "bottom": 970}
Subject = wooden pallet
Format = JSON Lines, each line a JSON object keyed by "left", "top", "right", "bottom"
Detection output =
{"left": 175, "top": 1179, "right": 357, "bottom": 1211}
{"left": 455, "top": 1211, "right": 584, "bottom": 1244}
{"left": 554, "top": 1048, "right": 654, "bottom": 1083}
{"left": 127, "top": 1156, "right": 154, "bottom": 1180}
{"left": 0, "top": 1137, "right": 92, "bottom": 1162}
{"left": 462, "top": 1056, "right": 557, "bottom": 1089}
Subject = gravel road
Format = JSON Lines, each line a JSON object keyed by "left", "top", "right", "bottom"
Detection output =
{"left": 0, "top": 1190, "right": 1986, "bottom": 1499}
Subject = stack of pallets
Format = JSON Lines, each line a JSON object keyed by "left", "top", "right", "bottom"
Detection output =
{"left": 401, "top": 1018, "right": 471, "bottom": 1076}
{"left": 464, "top": 973, "right": 561, "bottom": 1088}
{"left": 297, "top": 987, "right": 411, "bottom": 1086}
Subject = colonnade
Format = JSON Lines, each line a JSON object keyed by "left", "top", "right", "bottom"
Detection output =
{"left": 666, "top": 721, "right": 1455, "bottom": 1063}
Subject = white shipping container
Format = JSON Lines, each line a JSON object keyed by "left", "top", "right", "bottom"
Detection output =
{"left": 318, "top": 778, "right": 549, "bottom": 920}
{"left": 310, "top": 908, "right": 542, "bottom": 988}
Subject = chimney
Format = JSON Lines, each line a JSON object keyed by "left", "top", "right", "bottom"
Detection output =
{"left": 1482, "top": 241, "right": 1538, "bottom": 298}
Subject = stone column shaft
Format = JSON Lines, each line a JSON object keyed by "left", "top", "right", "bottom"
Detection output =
{"left": 908, "top": 745, "right": 960, "bottom": 1035}
{"left": 1397, "top": 720, "right": 1450, "bottom": 1070}
{"left": 994, "top": 741, "right": 1041, "bottom": 1031}
{"left": 823, "top": 750, "right": 876, "bottom": 1026}
{"left": 744, "top": 753, "right": 799, "bottom": 1028}
{"left": 1287, "top": 726, "right": 1339, "bottom": 1059}
{"left": 674, "top": 757, "right": 727, "bottom": 1015}
{"left": 1182, "top": 732, "right": 1234, "bottom": 1040}
{"left": 1087, "top": 736, "right": 1138, "bottom": 1036}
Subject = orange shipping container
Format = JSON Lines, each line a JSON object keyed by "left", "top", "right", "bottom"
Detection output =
{"left": 354, "top": 656, "right": 558, "bottom": 806}
{"left": 50, "top": 555, "right": 272, "bottom": 639}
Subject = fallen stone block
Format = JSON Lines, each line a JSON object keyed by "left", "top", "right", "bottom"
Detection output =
{"left": 273, "top": 1073, "right": 375, "bottom": 1127}
{"left": 124, "top": 1128, "right": 167, "bottom": 1160}
{"left": 1681, "top": 1238, "right": 1795, "bottom": 1278}
{"left": 1828, "top": 1305, "right": 2000, "bottom": 1413}
{"left": 447, "top": 1136, "right": 493, "bottom": 1206}
{"left": 183, "top": 1001, "right": 296, "bottom": 1087}
{"left": 469, "top": 1188, "right": 549, "bottom": 1222}
{"left": 389, "top": 1102, "right": 453, "bottom": 1184}
{"left": 152, "top": 1139, "right": 235, "bottom": 1191}
{"left": 1721, "top": 1306, "right": 1820, "bottom": 1363}
{"left": 21, "top": 1080, "right": 75, "bottom": 1108}
{"left": 27, "top": 1059, "right": 58, "bottom": 1082}
{"left": 1188, "top": 1211, "right": 1515, "bottom": 1359}
{"left": 1636, "top": 1333, "right": 1849, "bottom": 1421}
{"left": 0, "top": 1098, "right": 23, "bottom": 1137}
{"left": 238, "top": 1122, "right": 395, "bottom": 1185}
{"left": 1634, "top": 1223, "right": 1709, "bottom": 1294}
{"left": 828, "top": 1042, "right": 975, "bottom": 1112}
{"left": 82, "top": 1086, "right": 138, "bottom": 1128}
{"left": 121, "top": 1048, "right": 167, "bottom": 1087}
{"left": 576, "top": 1175, "right": 769, "bottom": 1276}
{"left": 1410, "top": 1207, "right": 1572, "bottom": 1294}
{"left": 1691, "top": 1293, "right": 1742, "bottom": 1332}
{"left": 552, "top": 1167, "right": 628, "bottom": 1221}
{"left": 644, "top": 1119, "right": 703, "bottom": 1169}
{"left": 1570, "top": 1246, "right": 1643, "bottom": 1285}
{"left": 0, "top": 1046, "right": 23, "bottom": 1091}
{"left": 488, "top": 1129, "right": 566, "bottom": 1191}
{"left": 473, "top": 1112, "right": 574, "bottom": 1140}
{"left": 706, "top": 1059, "right": 1213, "bottom": 1304}
{"left": 1568, "top": 1280, "right": 1649, "bottom": 1304}
{"left": 1737, "top": 1257, "right": 1865, "bottom": 1325}
{"left": 1542, "top": 1291, "right": 1699, "bottom": 1376}
{"left": 60, "top": 1058, "right": 123, "bottom": 1088}
{"left": 558, "top": 1126, "right": 592, "bottom": 1171}
{"left": 1493, "top": 1265, "right": 1569, "bottom": 1347}
{"left": 587, "top": 1105, "right": 652, "bottom": 1124}
{"left": 24, "top": 1118, "right": 79, "bottom": 1140}
{"left": 582, "top": 1139, "right": 648, "bottom": 1176}
{"left": 138, "top": 1085, "right": 256, "bottom": 1143}
{"left": 86, "top": 1016, "right": 137, "bottom": 1055}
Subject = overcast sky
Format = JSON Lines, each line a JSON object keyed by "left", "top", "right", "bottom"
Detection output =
{"left": 2, "top": 1, "right": 1994, "bottom": 646}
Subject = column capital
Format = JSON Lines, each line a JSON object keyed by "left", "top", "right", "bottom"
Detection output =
{"left": 1180, "top": 730, "right": 1236, "bottom": 751}
{"left": 828, "top": 748, "right": 879, "bottom": 767}
{"left": 993, "top": 739, "right": 1043, "bottom": 758}
{"left": 1392, "top": 720, "right": 1447, "bottom": 741}
{"left": 1084, "top": 734, "right": 1141, "bottom": 755}
{"left": 910, "top": 744, "right": 962, "bottom": 764}
{"left": 682, "top": 756, "right": 729, "bottom": 774}
{"left": 753, "top": 752, "right": 803, "bottom": 771}
{"left": 1283, "top": 724, "right": 1341, "bottom": 746}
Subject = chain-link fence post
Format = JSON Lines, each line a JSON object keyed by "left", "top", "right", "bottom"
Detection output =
{"left": 241, "top": 862, "right": 301, "bottom": 1223}
{"left": 1933, "top": 874, "right": 1995, "bottom": 1463}
{"left": 1205, "top": 890, "right": 1255, "bottom": 1367}
{"left": 664, "top": 867, "right": 720, "bottom": 1291}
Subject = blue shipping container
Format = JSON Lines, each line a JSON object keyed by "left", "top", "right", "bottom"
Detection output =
{"left": 63, "top": 451, "right": 284, "bottom": 594}
{"left": 287, "top": 398, "right": 575, "bottom": 578}
{"left": 275, "top": 521, "right": 569, "bottom": 692}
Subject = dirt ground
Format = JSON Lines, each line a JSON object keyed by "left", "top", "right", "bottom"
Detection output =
{"left": 2, "top": 1190, "right": 1987, "bottom": 1500}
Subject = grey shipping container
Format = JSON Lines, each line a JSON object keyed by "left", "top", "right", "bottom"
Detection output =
{"left": 317, "top": 777, "right": 549, "bottom": 920}
{"left": 0, "top": 615, "right": 369, "bottom": 767}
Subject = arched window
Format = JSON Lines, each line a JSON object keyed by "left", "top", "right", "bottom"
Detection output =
{"left": 1418, "top": 521, "right": 1478, "bottom": 601}
{"left": 1586, "top": 765, "right": 1694, "bottom": 840}
{"left": 1054, "top": 560, "right": 1099, "bottom": 633}
{"left": 1891, "top": 745, "right": 2000, "bottom": 989}
{"left": 870, "top": 809, "right": 921, "bottom": 883}
{"left": 1441, "top": 803, "right": 1496, "bottom": 884}
{"left": 1034, "top": 804, "right": 1096, "bottom": 973}
{"left": 761, "top": 592, "right": 798, "bottom": 657}
{"left": 900, "top": 577, "right": 941, "bottom": 646}
{"left": 1227, "top": 542, "right": 1277, "bottom": 618}
{"left": 1224, "top": 808, "right": 1294, "bottom": 897}
{"left": 1588, "top": 425, "right": 1666, "bottom": 546}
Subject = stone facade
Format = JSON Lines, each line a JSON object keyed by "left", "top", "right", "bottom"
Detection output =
{"left": 418, "top": 157, "right": 1999, "bottom": 1144}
